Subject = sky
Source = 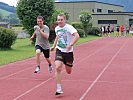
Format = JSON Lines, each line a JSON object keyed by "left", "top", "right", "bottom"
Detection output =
{"left": 0, "top": 0, "right": 18, "bottom": 6}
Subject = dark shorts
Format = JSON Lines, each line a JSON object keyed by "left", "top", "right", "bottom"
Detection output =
{"left": 35, "top": 45, "right": 50, "bottom": 58}
{"left": 55, "top": 49, "right": 74, "bottom": 67}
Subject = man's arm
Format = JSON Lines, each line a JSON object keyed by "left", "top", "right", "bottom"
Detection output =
{"left": 50, "top": 36, "right": 58, "bottom": 51}
{"left": 66, "top": 32, "right": 80, "bottom": 52}
{"left": 70, "top": 32, "right": 80, "bottom": 46}
{"left": 39, "top": 29, "right": 49, "bottom": 40}
{"left": 36, "top": 26, "right": 49, "bottom": 40}
{"left": 30, "top": 32, "right": 36, "bottom": 40}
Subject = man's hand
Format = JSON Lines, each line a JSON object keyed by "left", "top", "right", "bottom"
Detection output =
{"left": 66, "top": 45, "right": 72, "bottom": 52}
{"left": 34, "top": 26, "right": 40, "bottom": 31}
{"left": 29, "top": 36, "right": 34, "bottom": 40}
{"left": 50, "top": 46, "right": 55, "bottom": 51}
{"left": 37, "top": 26, "right": 41, "bottom": 31}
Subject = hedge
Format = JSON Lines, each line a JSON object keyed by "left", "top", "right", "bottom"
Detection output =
{"left": 0, "top": 27, "right": 17, "bottom": 48}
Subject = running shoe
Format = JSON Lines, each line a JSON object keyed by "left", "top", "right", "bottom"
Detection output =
{"left": 55, "top": 90, "right": 63, "bottom": 95}
{"left": 48, "top": 64, "right": 53, "bottom": 73}
{"left": 34, "top": 66, "right": 40, "bottom": 73}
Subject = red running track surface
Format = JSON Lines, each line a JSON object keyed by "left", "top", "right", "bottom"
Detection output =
{"left": 0, "top": 37, "right": 133, "bottom": 100}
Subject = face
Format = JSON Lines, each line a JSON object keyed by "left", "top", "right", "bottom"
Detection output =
{"left": 37, "top": 18, "right": 44, "bottom": 27}
{"left": 57, "top": 16, "right": 66, "bottom": 27}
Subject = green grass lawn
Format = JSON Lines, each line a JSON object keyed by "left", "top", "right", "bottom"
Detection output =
{"left": 0, "top": 38, "right": 35, "bottom": 66}
{"left": 76, "top": 35, "right": 100, "bottom": 45}
{"left": 0, "top": 35, "right": 100, "bottom": 66}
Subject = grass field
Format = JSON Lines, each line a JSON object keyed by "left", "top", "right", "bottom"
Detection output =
{"left": 0, "top": 39, "right": 35, "bottom": 66}
{"left": 12, "top": 27, "right": 23, "bottom": 32}
{"left": 76, "top": 35, "right": 100, "bottom": 45}
{"left": 0, "top": 35, "right": 100, "bottom": 66}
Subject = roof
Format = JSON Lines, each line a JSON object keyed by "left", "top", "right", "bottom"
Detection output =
{"left": 92, "top": 13, "right": 133, "bottom": 16}
{"left": 111, "top": 12, "right": 133, "bottom": 14}
{"left": 55, "top": 1, "right": 123, "bottom": 7}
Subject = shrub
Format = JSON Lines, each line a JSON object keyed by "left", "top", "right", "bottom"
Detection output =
{"left": 79, "top": 11, "right": 92, "bottom": 36}
{"left": 88, "top": 27, "right": 101, "bottom": 36}
{"left": 49, "top": 22, "right": 58, "bottom": 43}
{"left": 77, "top": 29, "right": 85, "bottom": 38}
{"left": 11, "top": 24, "right": 22, "bottom": 27}
{"left": 51, "top": 10, "right": 70, "bottom": 23}
{"left": 49, "top": 30, "right": 56, "bottom": 43}
{"left": 50, "top": 22, "right": 58, "bottom": 30}
{"left": 0, "top": 27, "right": 17, "bottom": 48}
{"left": 71, "top": 22, "right": 83, "bottom": 29}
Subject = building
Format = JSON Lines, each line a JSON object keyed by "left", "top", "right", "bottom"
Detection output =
{"left": 92, "top": 12, "right": 133, "bottom": 28}
{"left": 0, "top": 22, "right": 11, "bottom": 28}
{"left": 55, "top": 1, "right": 133, "bottom": 28}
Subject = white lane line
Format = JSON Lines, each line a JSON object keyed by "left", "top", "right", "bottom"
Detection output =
{"left": 0, "top": 61, "right": 47, "bottom": 79}
{"left": 3, "top": 77, "right": 46, "bottom": 81}
{"left": 13, "top": 77, "right": 53, "bottom": 100}
{"left": 0, "top": 37, "right": 113, "bottom": 82}
{"left": 0, "top": 38, "right": 111, "bottom": 80}
{"left": 0, "top": 67, "right": 33, "bottom": 79}
{"left": 62, "top": 80, "right": 133, "bottom": 84}
{"left": 5, "top": 78, "right": 133, "bottom": 84}
{"left": 13, "top": 39, "right": 115, "bottom": 100}
{"left": 79, "top": 39, "right": 128, "bottom": 100}
{"left": 0, "top": 57, "right": 36, "bottom": 69}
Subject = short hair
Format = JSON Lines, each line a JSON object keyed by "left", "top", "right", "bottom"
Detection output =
{"left": 57, "top": 14, "right": 66, "bottom": 20}
{"left": 37, "top": 16, "right": 44, "bottom": 21}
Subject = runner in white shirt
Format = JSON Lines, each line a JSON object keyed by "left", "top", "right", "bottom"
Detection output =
{"left": 51, "top": 14, "right": 79, "bottom": 95}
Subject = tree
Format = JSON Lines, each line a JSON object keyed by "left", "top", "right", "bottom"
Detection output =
{"left": 79, "top": 11, "right": 92, "bottom": 36}
{"left": 51, "top": 9, "right": 69, "bottom": 23}
{"left": 16, "top": 0, "right": 55, "bottom": 38}
{"left": 0, "top": 13, "right": 3, "bottom": 21}
{"left": 49, "top": 9, "right": 70, "bottom": 42}
{"left": 50, "top": 9, "right": 69, "bottom": 30}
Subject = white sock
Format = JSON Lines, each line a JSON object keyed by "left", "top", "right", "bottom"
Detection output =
{"left": 57, "top": 84, "right": 62, "bottom": 92}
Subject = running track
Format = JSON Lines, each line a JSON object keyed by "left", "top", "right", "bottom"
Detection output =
{"left": 0, "top": 37, "right": 133, "bottom": 100}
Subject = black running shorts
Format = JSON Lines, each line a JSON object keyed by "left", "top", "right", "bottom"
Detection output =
{"left": 35, "top": 45, "right": 50, "bottom": 58}
{"left": 55, "top": 49, "right": 74, "bottom": 67}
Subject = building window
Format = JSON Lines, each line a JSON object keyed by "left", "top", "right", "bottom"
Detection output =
{"left": 108, "top": 10, "right": 113, "bottom": 13}
{"left": 97, "top": 9, "right": 102, "bottom": 12}
{"left": 98, "top": 20, "right": 117, "bottom": 24}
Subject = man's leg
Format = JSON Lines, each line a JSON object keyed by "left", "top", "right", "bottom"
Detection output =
{"left": 55, "top": 60, "right": 63, "bottom": 95}
{"left": 64, "top": 52, "right": 74, "bottom": 74}
{"left": 46, "top": 57, "right": 52, "bottom": 65}
{"left": 36, "top": 49, "right": 41, "bottom": 66}
{"left": 46, "top": 57, "right": 53, "bottom": 73}
{"left": 34, "top": 49, "right": 41, "bottom": 73}
{"left": 43, "top": 49, "right": 53, "bottom": 73}
{"left": 65, "top": 65, "right": 72, "bottom": 74}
